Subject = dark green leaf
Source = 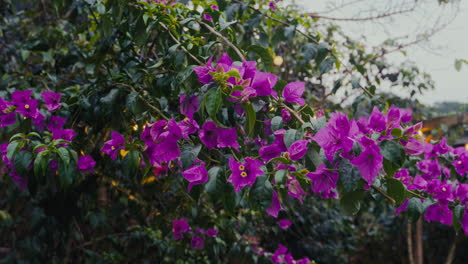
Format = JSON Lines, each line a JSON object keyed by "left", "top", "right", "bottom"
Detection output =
{"left": 386, "top": 178, "right": 406, "bottom": 205}
{"left": 205, "top": 87, "right": 223, "bottom": 124}
{"left": 180, "top": 144, "right": 202, "bottom": 169}
{"left": 242, "top": 102, "right": 256, "bottom": 137}
{"left": 249, "top": 175, "right": 272, "bottom": 210}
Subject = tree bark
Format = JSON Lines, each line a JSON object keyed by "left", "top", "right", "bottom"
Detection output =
{"left": 415, "top": 219, "right": 424, "bottom": 264}
{"left": 407, "top": 221, "right": 415, "bottom": 264}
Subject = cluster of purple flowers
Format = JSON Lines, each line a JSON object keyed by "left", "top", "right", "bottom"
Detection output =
{"left": 1, "top": 90, "right": 95, "bottom": 190}
{"left": 172, "top": 218, "right": 218, "bottom": 249}
{"left": 254, "top": 244, "right": 310, "bottom": 264}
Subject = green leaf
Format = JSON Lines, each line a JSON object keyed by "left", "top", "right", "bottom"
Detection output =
{"left": 7, "top": 141, "right": 23, "bottom": 162}
{"left": 247, "top": 45, "right": 273, "bottom": 70}
{"left": 57, "top": 147, "right": 70, "bottom": 165}
{"left": 9, "top": 133, "right": 26, "bottom": 142}
{"left": 351, "top": 77, "right": 360, "bottom": 89}
{"left": 242, "top": 103, "right": 256, "bottom": 137}
{"left": 340, "top": 190, "right": 365, "bottom": 215}
{"left": 407, "top": 197, "right": 424, "bottom": 221}
{"left": 27, "top": 132, "right": 41, "bottom": 140}
{"left": 283, "top": 129, "right": 298, "bottom": 148}
{"left": 332, "top": 79, "right": 342, "bottom": 94}
{"left": 100, "top": 89, "right": 120, "bottom": 105}
{"left": 219, "top": 16, "right": 237, "bottom": 31}
{"left": 58, "top": 160, "right": 75, "bottom": 188}
{"left": 249, "top": 175, "right": 272, "bottom": 210}
{"left": 319, "top": 57, "right": 335, "bottom": 74}
{"left": 205, "top": 166, "right": 222, "bottom": 194}
{"left": 274, "top": 170, "right": 287, "bottom": 185}
{"left": 14, "top": 151, "right": 33, "bottom": 176}
{"left": 386, "top": 178, "right": 406, "bottom": 205}
{"left": 271, "top": 116, "right": 283, "bottom": 131}
{"left": 338, "top": 159, "right": 361, "bottom": 192}
{"left": 180, "top": 144, "right": 202, "bottom": 169}
{"left": 205, "top": 87, "right": 222, "bottom": 124}
{"left": 34, "top": 151, "right": 49, "bottom": 178}
{"left": 391, "top": 128, "right": 403, "bottom": 138}
{"left": 380, "top": 140, "right": 405, "bottom": 176}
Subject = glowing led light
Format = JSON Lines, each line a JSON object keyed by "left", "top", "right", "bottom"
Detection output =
{"left": 132, "top": 124, "right": 139, "bottom": 131}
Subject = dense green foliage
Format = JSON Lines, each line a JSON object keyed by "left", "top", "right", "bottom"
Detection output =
{"left": 0, "top": 0, "right": 466, "bottom": 263}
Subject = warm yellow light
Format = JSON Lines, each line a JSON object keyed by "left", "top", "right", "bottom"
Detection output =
{"left": 417, "top": 130, "right": 424, "bottom": 137}
{"left": 273, "top": 55, "right": 284, "bottom": 66}
{"left": 465, "top": 143, "right": 468, "bottom": 151}
{"left": 132, "top": 124, "right": 139, "bottom": 131}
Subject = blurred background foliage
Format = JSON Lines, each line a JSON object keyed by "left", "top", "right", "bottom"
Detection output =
{"left": 0, "top": 0, "right": 466, "bottom": 263}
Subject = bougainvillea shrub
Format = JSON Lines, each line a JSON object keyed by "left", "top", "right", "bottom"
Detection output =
{"left": 0, "top": 0, "right": 465, "bottom": 263}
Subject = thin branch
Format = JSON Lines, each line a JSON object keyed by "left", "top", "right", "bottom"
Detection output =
{"left": 158, "top": 22, "right": 203, "bottom": 65}
{"left": 407, "top": 221, "right": 415, "bottom": 264}
{"left": 113, "top": 82, "right": 170, "bottom": 121}
{"left": 199, "top": 21, "right": 246, "bottom": 62}
{"left": 307, "top": 6, "right": 416, "bottom": 22}
{"left": 281, "top": 103, "right": 305, "bottom": 125}
{"left": 371, "top": 185, "right": 396, "bottom": 204}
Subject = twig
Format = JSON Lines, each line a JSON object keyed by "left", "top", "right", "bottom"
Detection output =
{"left": 199, "top": 21, "right": 246, "bottom": 62}
{"left": 113, "top": 82, "right": 170, "bottom": 121}
{"left": 158, "top": 22, "right": 203, "bottom": 65}
{"left": 407, "top": 221, "right": 415, "bottom": 264}
{"left": 307, "top": 6, "right": 416, "bottom": 22}
{"left": 281, "top": 103, "right": 305, "bottom": 125}
{"left": 371, "top": 185, "right": 396, "bottom": 204}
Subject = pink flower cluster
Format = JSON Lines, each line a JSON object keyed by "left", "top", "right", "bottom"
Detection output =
{"left": 172, "top": 218, "right": 218, "bottom": 250}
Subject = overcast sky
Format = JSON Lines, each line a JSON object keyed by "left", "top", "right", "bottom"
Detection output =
{"left": 289, "top": 0, "right": 468, "bottom": 105}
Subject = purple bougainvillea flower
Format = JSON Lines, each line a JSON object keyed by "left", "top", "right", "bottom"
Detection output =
{"left": 0, "top": 98, "right": 11, "bottom": 112}
{"left": 395, "top": 198, "right": 410, "bottom": 215}
{"left": 268, "top": 2, "right": 277, "bottom": 10}
{"left": 312, "top": 113, "right": 359, "bottom": 161}
{"left": 0, "top": 113, "right": 16, "bottom": 128}
{"left": 408, "top": 175, "right": 428, "bottom": 191}
{"left": 307, "top": 163, "right": 339, "bottom": 197}
{"left": 52, "top": 129, "right": 76, "bottom": 143}
{"left": 424, "top": 201, "right": 452, "bottom": 226}
{"left": 181, "top": 163, "right": 208, "bottom": 191}
{"left": 147, "top": 140, "right": 181, "bottom": 164}
{"left": 386, "top": 105, "right": 402, "bottom": 129}
{"left": 47, "top": 115, "right": 67, "bottom": 131}
{"left": 350, "top": 140, "right": 383, "bottom": 187}
{"left": 206, "top": 229, "right": 218, "bottom": 237}
{"left": 259, "top": 144, "right": 283, "bottom": 162}
{"left": 271, "top": 244, "right": 288, "bottom": 264}
{"left": 281, "top": 108, "right": 291, "bottom": 122}
{"left": 16, "top": 99, "right": 38, "bottom": 119}
{"left": 203, "top": 14, "right": 213, "bottom": 22}
{"left": 417, "top": 159, "right": 441, "bottom": 179}
{"left": 403, "top": 137, "right": 431, "bottom": 156}
{"left": 217, "top": 127, "right": 240, "bottom": 151}
{"left": 193, "top": 57, "right": 214, "bottom": 84}
{"left": 368, "top": 106, "right": 386, "bottom": 133}
{"left": 77, "top": 155, "right": 96, "bottom": 172}
{"left": 287, "top": 177, "right": 306, "bottom": 202}
{"left": 11, "top": 90, "right": 32, "bottom": 106}
{"left": 400, "top": 108, "right": 412, "bottom": 123}
{"left": 172, "top": 218, "right": 190, "bottom": 240}
{"left": 102, "top": 131, "right": 125, "bottom": 160}
{"left": 452, "top": 153, "right": 468, "bottom": 176}
{"left": 250, "top": 71, "right": 278, "bottom": 97}
{"left": 191, "top": 236, "right": 205, "bottom": 249}
{"left": 394, "top": 168, "right": 412, "bottom": 187}
{"left": 288, "top": 140, "right": 308, "bottom": 161}
{"left": 282, "top": 82, "right": 305, "bottom": 105}
{"left": 31, "top": 112, "right": 45, "bottom": 131}
{"left": 180, "top": 95, "right": 199, "bottom": 120}
{"left": 432, "top": 181, "right": 454, "bottom": 202}
{"left": 199, "top": 121, "right": 219, "bottom": 149}
{"left": 456, "top": 184, "right": 468, "bottom": 204}
{"left": 462, "top": 209, "right": 468, "bottom": 235}
{"left": 150, "top": 119, "right": 182, "bottom": 144}
{"left": 227, "top": 157, "right": 264, "bottom": 192}
{"left": 211, "top": 4, "right": 219, "bottom": 10}
{"left": 266, "top": 190, "right": 283, "bottom": 218}
{"left": 11, "top": 172, "right": 28, "bottom": 191}
{"left": 179, "top": 118, "right": 199, "bottom": 139}
{"left": 41, "top": 91, "right": 62, "bottom": 111}
{"left": 278, "top": 219, "right": 292, "bottom": 229}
